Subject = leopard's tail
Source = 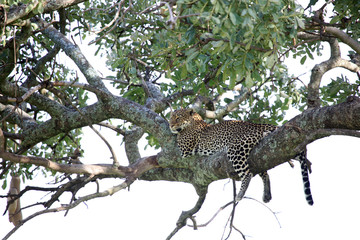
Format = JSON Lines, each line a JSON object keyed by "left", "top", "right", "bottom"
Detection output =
{"left": 295, "top": 152, "right": 314, "bottom": 205}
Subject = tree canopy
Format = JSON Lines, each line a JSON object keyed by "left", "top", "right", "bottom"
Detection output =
{"left": 0, "top": 0, "right": 360, "bottom": 239}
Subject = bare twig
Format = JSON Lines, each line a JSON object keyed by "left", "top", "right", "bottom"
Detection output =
{"left": 88, "top": 124, "right": 119, "bottom": 167}
{"left": 243, "top": 196, "right": 282, "bottom": 228}
{"left": 101, "top": 77, "right": 128, "bottom": 85}
{"left": 138, "top": 2, "right": 165, "bottom": 15}
{"left": 92, "top": 1, "right": 123, "bottom": 34}
{"left": 97, "top": 122, "right": 126, "bottom": 135}
{"left": 187, "top": 201, "right": 234, "bottom": 228}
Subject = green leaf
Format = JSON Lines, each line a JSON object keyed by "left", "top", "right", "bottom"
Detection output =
{"left": 2, "top": 179, "right": 7, "bottom": 190}
{"left": 245, "top": 74, "right": 253, "bottom": 88}
{"left": 180, "top": 64, "right": 187, "bottom": 79}
{"left": 229, "top": 71, "right": 236, "bottom": 89}
{"left": 300, "top": 55, "right": 306, "bottom": 64}
{"left": 306, "top": 0, "right": 318, "bottom": 9}
{"left": 265, "top": 54, "right": 277, "bottom": 68}
{"left": 295, "top": 17, "right": 305, "bottom": 29}
{"left": 186, "top": 50, "right": 199, "bottom": 63}
{"left": 229, "top": 12, "right": 241, "bottom": 25}
{"left": 211, "top": 40, "right": 224, "bottom": 48}
{"left": 252, "top": 71, "right": 262, "bottom": 83}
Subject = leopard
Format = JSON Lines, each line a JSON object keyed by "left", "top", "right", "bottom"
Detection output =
{"left": 169, "top": 108, "right": 313, "bottom": 205}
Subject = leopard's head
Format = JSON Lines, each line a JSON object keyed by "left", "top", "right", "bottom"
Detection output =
{"left": 169, "top": 108, "right": 201, "bottom": 134}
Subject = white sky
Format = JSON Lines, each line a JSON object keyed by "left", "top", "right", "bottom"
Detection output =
{"left": 1, "top": 1, "right": 360, "bottom": 240}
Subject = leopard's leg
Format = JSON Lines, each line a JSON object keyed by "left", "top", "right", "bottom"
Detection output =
{"left": 235, "top": 171, "right": 253, "bottom": 202}
{"left": 259, "top": 171, "right": 272, "bottom": 203}
{"left": 229, "top": 148, "right": 256, "bottom": 203}
{"left": 295, "top": 151, "right": 314, "bottom": 205}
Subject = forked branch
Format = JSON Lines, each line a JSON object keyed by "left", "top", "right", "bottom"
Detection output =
{"left": 166, "top": 186, "right": 208, "bottom": 240}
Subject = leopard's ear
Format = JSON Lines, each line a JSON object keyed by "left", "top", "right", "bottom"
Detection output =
{"left": 188, "top": 109, "right": 195, "bottom": 115}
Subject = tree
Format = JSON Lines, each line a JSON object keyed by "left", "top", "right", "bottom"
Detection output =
{"left": 0, "top": 0, "right": 359, "bottom": 239}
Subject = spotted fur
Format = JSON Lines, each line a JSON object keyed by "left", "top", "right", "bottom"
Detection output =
{"left": 170, "top": 108, "right": 313, "bottom": 205}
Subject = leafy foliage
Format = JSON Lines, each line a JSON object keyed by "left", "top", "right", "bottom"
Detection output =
{"left": 0, "top": 0, "right": 359, "bottom": 185}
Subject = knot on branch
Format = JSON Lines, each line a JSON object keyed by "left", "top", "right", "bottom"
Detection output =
{"left": 346, "top": 95, "right": 360, "bottom": 103}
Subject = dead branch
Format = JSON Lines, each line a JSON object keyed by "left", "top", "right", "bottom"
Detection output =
{"left": 97, "top": 122, "right": 126, "bottom": 135}
{"left": 2, "top": 178, "right": 132, "bottom": 240}
{"left": 88, "top": 124, "right": 119, "bottom": 167}
{"left": 0, "top": 151, "right": 159, "bottom": 179}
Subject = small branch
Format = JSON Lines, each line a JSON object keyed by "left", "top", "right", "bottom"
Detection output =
{"left": 22, "top": 47, "right": 60, "bottom": 88}
{"left": 223, "top": 180, "right": 240, "bottom": 240}
{"left": 16, "top": 85, "right": 42, "bottom": 103}
{"left": 1, "top": 84, "right": 43, "bottom": 104}
{"left": 162, "top": 89, "right": 195, "bottom": 106}
{"left": 243, "top": 197, "right": 282, "bottom": 228}
{"left": 187, "top": 201, "right": 234, "bottom": 228}
{"left": 92, "top": 1, "right": 123, "bottom": 34}
{"left": 67, "top": 102, "right": 119, "bottom": 166}
{"left": 203, "top": 37, "right": 270, "bottom": 53}
{"left": 138, "top": 2, "right": 165, "bottom": 14}
{"left": 101, "top": 77, "right": 128, "bottom": 85}
{"left": 97, "top": 122, "right": 126, "bottom": 135}
{"left": 51, "top": 81, "right": 108, "bottom": 96}
{"left": 88, "top": 125, "right": 119, "bottom": 167}
{"left": 88, "top": 0, "right": 133, "bottom": 45}
{"left": 2, "top": 185, "right": 59, "bottom": 214}
{"left": 307, "top": 38, "right": 360, "bottom": 109}
{"left": 194, "top": 87, "right": 250, "bottom": 120}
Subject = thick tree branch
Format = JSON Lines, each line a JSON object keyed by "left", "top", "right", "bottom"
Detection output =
{"left": 0, "top": 104, "right": 37, "bottom": 130}
{"left": 325, "top": 26, "right": 360, "bottom": 55}
{"left": 249, "top": 96, "right": 360, "bottom": 174}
